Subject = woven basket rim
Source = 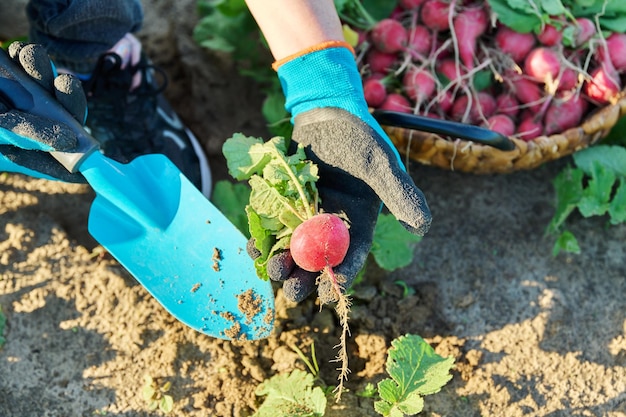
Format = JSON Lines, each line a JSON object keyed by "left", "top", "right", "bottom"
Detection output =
{"left": 382, "top": 90, "right": 626, "bottom": 174}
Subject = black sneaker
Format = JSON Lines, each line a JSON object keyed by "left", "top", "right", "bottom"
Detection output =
{"left": 74, "top": 42, "right": 212, "bottom": 198}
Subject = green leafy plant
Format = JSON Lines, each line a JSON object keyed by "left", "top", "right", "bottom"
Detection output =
{"left": 142, "top": 375, "right": 174, "bottom": 414}
{"left": 356, "top": 382, "right": 378, "bottom": 398}
{"left": 374, "top": 334, "right": 455, "bottom": 417}
{"left": 253, "top": 369, "right": 327, "bottom": 417}
{"left": 193, "top": 0, "right": 291, "bottom": 137}
{"left": 290, "top": 342, "right": 321, "bottom": 380}
{"left": 548, "top": 144, "right": 626, "bottom": 255}
{"left": 253, "top": 334, "right": 453, "bottom": 416}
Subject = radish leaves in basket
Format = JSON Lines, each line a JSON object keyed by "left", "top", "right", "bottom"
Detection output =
{"left": 548, "top": 145, "right": 626, "bottom": 256}
{"left": 487, "top": 0, "right": 626, "bottom": 36}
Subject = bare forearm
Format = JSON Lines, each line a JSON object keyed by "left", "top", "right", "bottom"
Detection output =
{"left": 245, "top": 0, "right": 345, "bottom": 60}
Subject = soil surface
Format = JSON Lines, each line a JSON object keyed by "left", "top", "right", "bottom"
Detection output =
{"left": 1, "top": 1, "right": 626, "bottom": 416}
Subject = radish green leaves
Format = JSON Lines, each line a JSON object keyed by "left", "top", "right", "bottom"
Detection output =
{"left": 222, "top": 133, "right": 318, "bottom": 280}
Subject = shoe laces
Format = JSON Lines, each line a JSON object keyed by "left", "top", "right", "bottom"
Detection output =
{"left": 82, "top": 52, "right": 169, "bottom": 160}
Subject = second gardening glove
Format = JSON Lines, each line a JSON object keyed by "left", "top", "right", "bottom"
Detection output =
{"left": 0, "top": 42, "right": 87, "bottom": 183}
{"left": 262, "top": 42, "right": 432, "bottom": 303}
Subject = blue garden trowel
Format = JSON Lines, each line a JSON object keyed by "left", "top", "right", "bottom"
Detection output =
{"left": 0, "top": 49, "right": 274, "bottom": 340}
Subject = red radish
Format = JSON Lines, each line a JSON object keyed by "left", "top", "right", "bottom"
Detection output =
{"left": 544, "top": 95, "right": 588, "bottom": 135}
{"left": 602, "top": 33, "right": 626, "bottom": 72}
{"left": 363, "top": 77, "right": 387, "bottom": 107}
{"left": 420, "top": 0, "right": 451, "bottom": 32}
{"left": 390, "top": 6, "right": 405, "bottom": 20}
{"left": 537, "top": 24, "right": 562, "bottom": 46}
{"left": 495, "top": 25, "right": 536, "bottom": 63}
{"left": 524, "top": 47, "right": 561, "bottom": 84}
{"left": 495, "top": 94, "right": 520, "bottom": 118}
{"left": 572, "top": 18, "right": 595, "bottom": 47}
{"left": 437, "top": 58, "right": 465, "bottom": 83}
{"left": 557, "top": 67, "right": 578, "bottom": 91}
{"left": 584, "top": 65, "right": 621, "bottom": 104}
{"left": 453, "top": 7, "right": 489, "bottom": 70}
{"left": 511, "top": 77, "right": 544, "bottom": 112}
{"left": 366, "top": 49, "right": 398, "bottom": 74}
{"left": 451, "top": 91, "right": 496, "bottom": 123}
{"left": 400, "top": 0, "right": 427, "bottom": 9}
{"left": 371, "top": 18, "right": 408, "bottom": 54}
{"left": 517, "top": 115, "right": 544, "bottom": 141}
{"left": 486, "top": 114, "right": 516, "bottom": 136}
{"left": 403, "top": 67, "right": 436, "bottom": 105}
{"left": 432, "top": 36, "right": 453, "bottom": 60}
{"left": 380, "top": 93, "right": 412, "bottom": 113}
{"left": 437, "top": 90, "right": 454, "bottom": 114}
{"left": 290, "top": 213, "right": 350, "bottom": 273}
{"left": 406, "top": 26, "right": 433, "bottom": 59}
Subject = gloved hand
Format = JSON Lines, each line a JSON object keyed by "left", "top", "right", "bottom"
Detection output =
{"left": 0, "top": 42, "right": 86, "bottom": 183}
{"left": 256, "top": 42, "right": 432, "bottom": 303}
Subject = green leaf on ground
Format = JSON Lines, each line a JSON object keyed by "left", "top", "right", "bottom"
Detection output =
{"left": 608, "top": 178, "right": 626, "bottom": 224}
{"left": 577, "top": 161, "right": 615, "bottom": 218}
{"left": 552, "top": 230, "right": 581, "bottom": 256}
{"left": 374, "top": 334, "right": 454, "bottom": 417}
{"left": 572, "top": 145, "right": 626, "bottom": 178}
{"left": 253, "top": 369, "right": 327, "bottom": 417}
{"left": 548, "top": 144, "right": 626, "bottom": 254}
{"left": 548, "top": 166, "right": 584, "bottom": 233}
{"left": 371, "top": 214, "right": 422, "bottom": 271}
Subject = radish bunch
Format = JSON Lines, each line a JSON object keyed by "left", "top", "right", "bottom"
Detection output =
{"left": 354, "top": 1, "right": 626, "bottom": 141}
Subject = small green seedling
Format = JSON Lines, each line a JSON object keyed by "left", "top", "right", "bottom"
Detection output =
{"left": 375, "top": 334, "right": 454, "bottom": 417}
{"left": 253, "top": 369, "right": 327, "bottom": 417}
{"left": 356, "top": 382, "right": 378, "bottom": 398}
{"left": 394, "top": 280, "right": 416, "bottom": 298}
{"left": 142, "top": 375, "right": 174, "bottom": 414}
{"left": 290, "top": 342, "right": 321, "bottom": 380}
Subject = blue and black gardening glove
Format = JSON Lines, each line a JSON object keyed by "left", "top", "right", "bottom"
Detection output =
{"left": 0, "top": 42, "right": 86, "bottom": 183}
{"left": 257, "top": 41, "right": 432, "bottom": 303}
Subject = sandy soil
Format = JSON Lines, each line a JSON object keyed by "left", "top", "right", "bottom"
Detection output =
{"left": 1, "top": 1, "right": 626, "bottom": 416}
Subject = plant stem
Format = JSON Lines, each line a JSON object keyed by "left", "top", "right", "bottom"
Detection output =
{"left": 272, "top": 147, "right": 315, "bottom": 219}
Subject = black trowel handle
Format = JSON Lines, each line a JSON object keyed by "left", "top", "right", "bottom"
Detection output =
{"left": 373, "top": 109, "right": 516, "bottom": 151}
{"left": 0, "top": 48, "right": 99, "bottom": 172}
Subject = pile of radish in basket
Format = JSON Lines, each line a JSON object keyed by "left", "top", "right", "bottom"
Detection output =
{"left": 342, "top": 0, "right": 626, "bottom": 141}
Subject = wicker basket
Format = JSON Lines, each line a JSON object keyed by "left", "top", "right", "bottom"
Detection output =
{"left": 380, "top": 91, "right": 626, "bottom": 174}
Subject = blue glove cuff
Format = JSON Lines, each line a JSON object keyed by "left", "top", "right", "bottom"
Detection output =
{"left": 277, "top": 47, "right": 403, "bottom": 164}
{"left": 277, "top": 47, "right": 367, "bottom": 118}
